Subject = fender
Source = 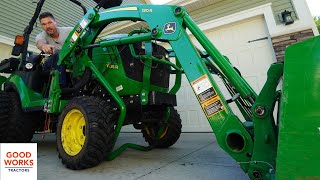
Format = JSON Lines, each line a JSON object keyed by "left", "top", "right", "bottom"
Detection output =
{"left": 5, "top": 74, "right": 45, "bottom": 112}
{"left": 0, "top": 75, "right": 6, "bottom": 88}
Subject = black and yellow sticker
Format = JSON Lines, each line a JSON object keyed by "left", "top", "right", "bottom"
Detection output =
{"left": 191, "top": 75, "right": 225, "bottom": 117}
{"left": 202, "top": 98, "right": 225, "bottom": 117}
{"left": 70, "top": 18, "right": 88, "bottom": 44}
{"left": 191, "top": 75, "right": 216, "bottom": 103}
{"left": 76, "top": 26, "right": 83, "bottom": 34}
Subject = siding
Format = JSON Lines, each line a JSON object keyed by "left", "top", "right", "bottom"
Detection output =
{"left": 189, "top": 0, "right": 297, "bottom": 25}
{"left": 122, "top": 0, "right": 145, "bottom": 4}
{"left": 0, "top": 0, "right": 96, "bottom": 45}
{"left": 0, "top": 0, "right": 144, "bottom": 46}
{"left": 271, "top": 0, "right": 297, "bottom": 24}
{"left": 0, "top": 0, "right": 297, "bottom": 46}
{"left": 0, "top": 43, "right": 13, "bottom": 60}
{"left": 100, "top": 0, "right": 299, "bottom": 35}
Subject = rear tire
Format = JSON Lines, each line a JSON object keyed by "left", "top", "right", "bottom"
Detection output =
{"left": 0, "top": 92, "right": 34, "bottom": 142}
{"left": 0, "top": 92, "right": 11, "bottom": 141}
{"left": 56, "top": 96, "right": 115, "bottom": 170}
{"left": 142, "top": 107, "right": 182, "bottom": 148}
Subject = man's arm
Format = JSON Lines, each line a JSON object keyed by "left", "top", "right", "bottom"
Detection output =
{"left": 35, "top": 33, "right": 54, "bottom": 54}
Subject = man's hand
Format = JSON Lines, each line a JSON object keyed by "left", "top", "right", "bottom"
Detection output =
{"left": 36, "top": 39, "right": 54, "bottom": 54}
{"left": 41, "top": 44, "right": 55, "bottom": 54}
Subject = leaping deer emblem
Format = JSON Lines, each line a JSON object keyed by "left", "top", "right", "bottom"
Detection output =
{"left": 164, "top": 22, "right": 176, "bottom": 34}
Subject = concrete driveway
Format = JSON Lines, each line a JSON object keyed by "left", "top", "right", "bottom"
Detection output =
{"left": 34, "top": 133, "right": 249, "bottom": 180}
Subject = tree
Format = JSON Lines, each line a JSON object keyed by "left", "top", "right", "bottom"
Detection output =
{"left": 314, "top": 16, "right": 320, "bottom": 32}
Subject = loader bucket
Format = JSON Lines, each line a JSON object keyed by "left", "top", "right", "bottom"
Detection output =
{"left": 277, "top": 36, "right": 320, "bottom": 179}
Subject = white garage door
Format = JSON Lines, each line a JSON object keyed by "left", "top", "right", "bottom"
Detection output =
{"left": 177, "top": 17, "right": 277, "bottom": 132}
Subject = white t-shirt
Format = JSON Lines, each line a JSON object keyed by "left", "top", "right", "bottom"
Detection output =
{"left": 35, "top": 27, "right": 73, "bottom": 52}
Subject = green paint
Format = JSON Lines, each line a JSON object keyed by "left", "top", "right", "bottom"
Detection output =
{"left": 248, "top": 63, "right": 283, "bottom": 179}
{"left": 2, "top": 2, "right": 317, "bottom": 178}
{"left": 141, "top": 41, "right": 152, "bottom": 105}
{"left": 0, "top": 75, "right": 6, "bottom": 87}
{"left": 107, "top": 143, "right": 153, "bottom": 161}
{"left": 48, "top": 70, "right": 61, "bottom": 113}
{"left": 7, "top": 74, "right": 44, "bottom": 108}
{"left": 277, "top": 36, "right": 320, "bottom": 179}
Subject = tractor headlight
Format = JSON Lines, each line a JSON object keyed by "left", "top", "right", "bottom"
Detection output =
{"left": 25, "top": 63, "right": 33, "bottom": 70}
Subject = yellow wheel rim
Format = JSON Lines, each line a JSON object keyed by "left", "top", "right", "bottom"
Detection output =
{"left": 61, "top": 109, "right": 86, "bottom": 156}
{"left": 146, "top": 126, "right": 169, "bottom": 139}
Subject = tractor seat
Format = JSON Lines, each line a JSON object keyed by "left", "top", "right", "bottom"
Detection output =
{"left": 0, "top": 57, "right": 20, "bottom": 73}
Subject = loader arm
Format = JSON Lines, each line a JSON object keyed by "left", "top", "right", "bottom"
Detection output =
{"left": 48, "top": 4, "right": 282, "bottom": 179}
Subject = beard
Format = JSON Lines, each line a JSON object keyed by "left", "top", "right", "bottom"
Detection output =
{"left": 46, "top": 28, "right": 55, "bottom": 35}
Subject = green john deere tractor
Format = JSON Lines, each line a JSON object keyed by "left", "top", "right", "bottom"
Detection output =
{"left": 0, "top": 0, "right": 319, "bottom": 179}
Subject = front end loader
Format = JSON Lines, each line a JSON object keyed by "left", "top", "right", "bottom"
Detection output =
{"left": 0, "top": 0, "right": 319, "bottom": 179}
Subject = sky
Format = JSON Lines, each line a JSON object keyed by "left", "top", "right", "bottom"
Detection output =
{"left": 150, "top": 0, "right": 320, "bottom": 17}
{"left": 306, "top": 0, "right": 320, "bottom": 17}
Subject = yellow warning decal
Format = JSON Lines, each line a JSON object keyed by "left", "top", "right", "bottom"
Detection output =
{"left": 71, "top": 32, "right": 79, "bottom": 43}
{"left": 191, "top": 75, "right": 225, "bottom": 117}
{"left": 201, "top": 97, "right": 225, "bottom": 117}
{"left": 191, "top": 75, "right": 217, "bottom": 103}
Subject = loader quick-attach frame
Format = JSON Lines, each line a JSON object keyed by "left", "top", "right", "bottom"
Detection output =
{"left": 2, "top": 1, "right": 319, "bottom": 179}
{"left": 42, "top": 5, "right": 280, "bottom": 179}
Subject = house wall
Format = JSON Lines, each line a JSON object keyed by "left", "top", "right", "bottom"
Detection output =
{"left": 1, "top": 0, "right": 316, "bottom": 60}
{"left": 190, "top": 0, "right": 297, "bottom": 25}
{"left": 272, "top": 29, "right": 314, "bottom": 61}
{"left": 271, "top": 0, "right": 297, "bottom": 24}
{"left": 100, "top": 0, "right": 308, "bottom": 38}
{"left": 122, "top": 0, "right": 145, "bottom": 4}
{"left": 0, "top": 43, "right": 12, "bottom": 60}
{"left": 0, "top": 34, "right": 39, "bottom": 59}
{"left": 0, "top": 0, "right": 96, "bottom": 47}
{"left": 192, "top": 0, "right": 318, "bottom": 61}
{"left": 0, "top": 0, "right": 141, "bottom": 55}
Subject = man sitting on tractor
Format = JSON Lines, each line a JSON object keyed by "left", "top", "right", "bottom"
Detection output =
{"left": 35, "top": 12, "right": 72, "bottom": 87}
{"left": 36, "top": 12, "right": 72, "bottom": 54}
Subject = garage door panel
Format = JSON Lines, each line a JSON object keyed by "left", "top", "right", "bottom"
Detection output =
{"left": 253, "top": 44, "right": 274, "bottom": 66}
{"left": 238, "top": 44, "right": 251, "bottom": 52}
{"left": 234, "top": 18, "right": 268, "bottom": 43}
{"left": 177, "top": 105, "right": 212, "bottom": 132}
{"left": 216, "top": 29, "right": 235, "bottom": 49}
{"left": 237, "top": 53, "right": 256, "bottom": 76}
{"left": 182, "top": 17, "right": 276, "bottom": 132}
{"left": 225, "top": 53, "right": 239, "bottom": 66}
{"left": 258, "top": 75, "right": 268, "bottom": 93}
{"left": 176, "top": 86, "right": 198, "bottom": 106}
{"left": 244, "top": 76, "right": 260, "bottom": 94}
{"left": 254, "top": 40, "right": 270, "bottom": 48}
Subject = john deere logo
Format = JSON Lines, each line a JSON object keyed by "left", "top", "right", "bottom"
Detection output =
{"left": 164, "top": 22, "right": 176, "bottom": 34}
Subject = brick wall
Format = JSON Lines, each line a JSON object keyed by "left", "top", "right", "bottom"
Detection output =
{"left": 271, "top": 29, "right": 315, "bottom": 61}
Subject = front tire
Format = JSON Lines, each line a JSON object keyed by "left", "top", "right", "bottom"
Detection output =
{"left": 56, "top": 96, "right": 115, "bottom": 170}
{"left": 142, "top": 107, "right": 182, "bottom": 148}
